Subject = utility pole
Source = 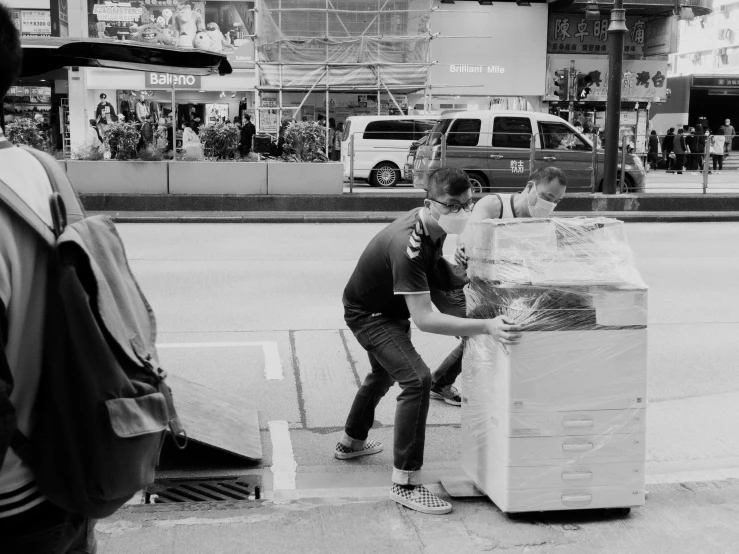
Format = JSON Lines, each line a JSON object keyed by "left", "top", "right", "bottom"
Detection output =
{"left": 603, "top": 0, "right": 628, "bottom": 194}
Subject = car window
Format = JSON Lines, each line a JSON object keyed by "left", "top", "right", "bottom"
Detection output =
{"left": 492, "top": 117, "right": 532, "bottom": 149}
{"left": 447, "top": 119, "right": 482, "bottom": 147}
{"left": 539, "top": 122, "right": 591, "bottom": 151}
{"left": 363, "top": 120, "right": 415, "bottom": 141}
{"left": 414, "top": 120, "right": 436, "bottom": 141}
{"left": 429, "top": 119, "right": 453, "bottom": 146}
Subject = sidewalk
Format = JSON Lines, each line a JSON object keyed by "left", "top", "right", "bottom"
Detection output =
{"left": 97, "top": 478, "right": 739, "bottom": 553}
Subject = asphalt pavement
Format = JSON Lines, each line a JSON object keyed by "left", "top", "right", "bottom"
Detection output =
{"left": 96, "top": 221, "right": 739, "bottom": 553}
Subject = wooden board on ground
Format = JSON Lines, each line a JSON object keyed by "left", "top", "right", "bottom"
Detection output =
{"left": 440, "top": 475, "right": 486, "bottom": 498}
{"left": 167, "top": 374, "right": 262, "bottom": 461}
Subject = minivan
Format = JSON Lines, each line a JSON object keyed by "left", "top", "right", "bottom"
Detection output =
{"left": 412, "top": 111, "right": 645, "bottom": 193}
{"left": 341, "top": 115, "right": 439, "bottom": 187}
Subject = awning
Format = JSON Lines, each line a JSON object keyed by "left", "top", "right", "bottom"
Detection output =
{"left": 19, "top": 37, "right": 233, "bottom": 78}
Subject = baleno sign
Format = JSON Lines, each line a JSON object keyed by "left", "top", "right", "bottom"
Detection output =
{"left": 146, "top": 73, "right": 202, "bottom": 89}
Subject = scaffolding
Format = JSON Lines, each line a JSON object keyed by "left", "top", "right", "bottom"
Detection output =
{"left": 256, "top": 0, "right": 434, "bottom": 138}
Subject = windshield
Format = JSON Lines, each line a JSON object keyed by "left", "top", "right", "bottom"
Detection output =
{"left": 429, "top": 119, "right": 453, "bottom": 146}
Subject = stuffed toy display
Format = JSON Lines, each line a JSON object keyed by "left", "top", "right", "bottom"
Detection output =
{"left": 127, "top": 1, "right": 239, "bottom": 53}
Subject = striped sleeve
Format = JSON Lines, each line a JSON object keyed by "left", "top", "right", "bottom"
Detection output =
{"left": 0, "top": 481, "right": 45, "bottom": 518}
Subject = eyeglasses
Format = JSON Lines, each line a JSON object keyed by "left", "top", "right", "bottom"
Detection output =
{"left": 429, "top": 198, "right": 475, "bottom": 213}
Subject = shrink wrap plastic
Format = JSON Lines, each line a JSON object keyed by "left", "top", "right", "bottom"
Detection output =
{"left": 460, "top": 218, "right": 648, "bottom": 513}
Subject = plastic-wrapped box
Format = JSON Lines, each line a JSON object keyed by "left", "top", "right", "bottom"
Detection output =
{"left": 460, "top": 217, "right": 648, "bottom": 513}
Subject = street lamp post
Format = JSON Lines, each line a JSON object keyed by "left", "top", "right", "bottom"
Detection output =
{"left": 603, "top": 0, "right": 629, "bottom": 194}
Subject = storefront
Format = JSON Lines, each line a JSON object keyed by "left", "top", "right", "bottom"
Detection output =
{"left": 544, "top": 13, "right": 670, "bottom": 151}
{"left": 67, "top": 0, "right": 257, "bottom": 149}
{"left": 424, "top": 1, "right": 549, "bottom": 113}
{"left": 2, "top": 1, "right": 70, "bottom": 151}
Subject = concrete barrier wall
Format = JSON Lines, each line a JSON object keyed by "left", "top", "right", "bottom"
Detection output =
{"left": 62, "top": 161, "right": 340, "bottom": 195}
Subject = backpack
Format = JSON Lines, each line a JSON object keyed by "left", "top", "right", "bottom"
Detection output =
{"left": 0, "top": 146, "right": 186, "bottom": 519}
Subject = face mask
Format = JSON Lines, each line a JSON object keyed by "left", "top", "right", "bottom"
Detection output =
{"left": 528, "top": 183, "right": 557, "bottom": 218}
{"left": 431, "top": 202, "right": 470, "bottom": 235}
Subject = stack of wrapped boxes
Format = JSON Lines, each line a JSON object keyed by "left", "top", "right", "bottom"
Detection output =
{"left": 461, "top": 218, "right": 647, "bottom": 513}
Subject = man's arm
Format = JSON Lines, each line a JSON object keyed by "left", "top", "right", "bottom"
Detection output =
{"left": 453, "top": 194, "right": 502, "bottom": 267}
{"left": 404, "top": 293, "right": 522, "bottom": 347}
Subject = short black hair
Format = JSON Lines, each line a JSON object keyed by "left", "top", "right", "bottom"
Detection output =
{"left": 428, "top": 167, "right": 471, "bottom": 199}
{"left": 0, "top": 4, "right": 22, "bottom": 100}
{"left": 245, "top": 114, "right": 251, "bottom": 121}
{"left": 530, "top": 166, "right": 568, "bottom": 190}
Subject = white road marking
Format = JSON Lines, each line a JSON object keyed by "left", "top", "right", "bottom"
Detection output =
{"left": 268, "top": 420, "right": 297, "bottom": 491}
{"left": 157, "top": 341, "right": 284, "bottom": 380}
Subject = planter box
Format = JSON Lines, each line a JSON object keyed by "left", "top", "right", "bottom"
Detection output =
{"left": 169, "top": 161, "right": 267, "bottom": 194}
{"left": 66, "top": 161, "right": 167, "bottom": 194}
{"left": 267, "top": 162, "right": 343, "bottom": 195}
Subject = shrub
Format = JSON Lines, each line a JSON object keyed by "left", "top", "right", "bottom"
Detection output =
{"left": 138, "top": 144, "right": 165, "bottom": 161}
{"left": 105, "top": 122, "right": 141, "bottom": 160}
{"left": 282, "top": 121, "right": 328, "bottom": 163}
{"left": 5, "top": 117, "right": 48, "bottom": 150}
{"left": 199, "top": 123, "right": 240, "bottom": 160}
{"left": 73, "top": 143, "right": 104, "bottom": 161}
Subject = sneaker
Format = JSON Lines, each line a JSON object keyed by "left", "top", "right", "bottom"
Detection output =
{"left": 430, "top": 385, "right": 461, "bottom": 406}
{"left": 390, "top": 484, "right": 452, "bottom": 515}
{"left": 335, "top": 440, "right": 383, "bottom": 460}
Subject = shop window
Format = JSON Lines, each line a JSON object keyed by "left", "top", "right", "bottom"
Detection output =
{"left": 447, "top": 119, "right": 481, "bottom": 147}
{"left": 539, "top": 122, "right": 591, "bottom": 151}
{"left": 492, "top": 117, "right": 532, "bottom": 149}
{"left": 363, "top": 120, "right": 415, "bottom": 140}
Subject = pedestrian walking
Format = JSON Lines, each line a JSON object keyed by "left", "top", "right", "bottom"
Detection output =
{"left": 337, "top": 168, "right": 521, "bottom": 515}
{"left": 694, "top": 124, "right": 705, "bottom": 171}
{"left": 711, "top": 130, "right": 725, "bottom": 173}
{"left": 240, "top": 114, "right": 256, "bottom": 157}
{"left": 662, "top": 128, "right": 675, "bottom": 171}
{"left": 333, "top": 122, "right": 344, "bottom": 161}
{"left": 719, "top": 119, "right": 735, "bottom": 156}
{"left": 648, "top": 130, "right": 660, "bottom": 170}
{"left": 673, "top": 128, "right": 688, "bottom": 174}
{"left": 429, "top": 168, "right": 569, "bottom": 406}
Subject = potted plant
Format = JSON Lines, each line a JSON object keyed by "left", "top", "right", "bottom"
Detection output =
{"left": 66, "top": 123, "right": 167, "bottom": 194}
{"left": 268, "top": 121, "right": 343, "bottom": 195}
{"left": 169, "top": 122, "right": 267, "bottom": 194}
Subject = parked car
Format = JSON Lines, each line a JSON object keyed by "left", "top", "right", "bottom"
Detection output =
{"left": 341, "top": 115, "right": 439, "bottom": 187}
{"left": 412, "top": 110, "right": 645, "bottom": 193}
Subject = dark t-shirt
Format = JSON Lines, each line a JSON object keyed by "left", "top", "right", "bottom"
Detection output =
{"left": 343, "top": 208, "right": 445, "bottom": 325}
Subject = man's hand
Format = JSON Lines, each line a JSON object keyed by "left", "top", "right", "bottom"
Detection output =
{"left": 484, "top": 316, "right": 522, "bottom": 354}
{"left": 454, "top": 243, "right": 468, "bottom": 269}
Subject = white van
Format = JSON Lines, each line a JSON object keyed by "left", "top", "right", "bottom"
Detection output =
{"left": 341, "top": 115, "right": 438, "bottom": 187}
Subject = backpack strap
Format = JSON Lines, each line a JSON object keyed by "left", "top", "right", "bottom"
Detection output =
{"left": 0, "top": 177, "right": 57, "bottom": 247}
{"left": 19, "top": 146, "right": 86, "bottom": 225}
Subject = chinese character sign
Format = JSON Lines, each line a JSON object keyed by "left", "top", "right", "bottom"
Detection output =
{"left": 547, "top": 15, "right": 645, "bottom": 55}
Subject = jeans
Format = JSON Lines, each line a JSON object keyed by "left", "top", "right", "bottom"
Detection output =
{"left": 1, "top": 501, "right": 97, "bottom": 554}
{"left": 713, "top": 154, "right": 724, "bottom": 170}
{"left": 343, "top": 315, "right": 431, "bottom": 485}
{"left": 428, "top": 288, "right": 467, "bottom": 390}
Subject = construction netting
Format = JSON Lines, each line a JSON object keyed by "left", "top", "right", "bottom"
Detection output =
{"left": 257, "top": 0, "right": 432, "bottom": 89}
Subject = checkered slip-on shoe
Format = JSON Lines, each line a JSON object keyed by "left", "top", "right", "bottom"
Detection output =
{"left": 334, "top": 440, "right": 384, "bottom": 460}
{"left": 430, "top": 385, "right": 462, "bottom": 407}
{"left": 390, "top": 484, "right": 452, "bottom": 515}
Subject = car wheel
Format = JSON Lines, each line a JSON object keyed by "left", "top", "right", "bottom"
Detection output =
{"left": 370, "top": 163, "right": 400, "bottom": 187}
{"left": 597, "top": 174, "right": 635, "bottom": 193}
{"left": 465, "top": 171, "right": 489, "bottom": 193}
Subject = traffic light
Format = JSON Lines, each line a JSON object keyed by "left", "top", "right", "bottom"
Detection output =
{"left": 576, "top": 73, "right": 593, "bottom": 101}
{"left": 553, "top": 69, "right": 569, "bottom": 101}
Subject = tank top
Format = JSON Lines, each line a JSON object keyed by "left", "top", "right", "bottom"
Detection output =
{"left": 494, "top": 193, "right": 516, "bottom": 219}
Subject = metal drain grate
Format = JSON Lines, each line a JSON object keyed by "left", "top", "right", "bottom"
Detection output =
{"left": 145, "top": 476, "right": 262, "bottom": 504}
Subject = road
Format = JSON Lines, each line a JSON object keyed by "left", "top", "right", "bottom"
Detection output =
{"left": 115, "top": 221, "right": 739, "bottom": 493}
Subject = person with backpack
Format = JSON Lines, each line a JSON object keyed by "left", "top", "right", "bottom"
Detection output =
{"left": 1, "top": 7, "right": 183, "bottom": 551}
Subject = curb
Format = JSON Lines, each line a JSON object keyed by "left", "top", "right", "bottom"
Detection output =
{"left": 90, "top": 211, "right": 739, "bottom": 224}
